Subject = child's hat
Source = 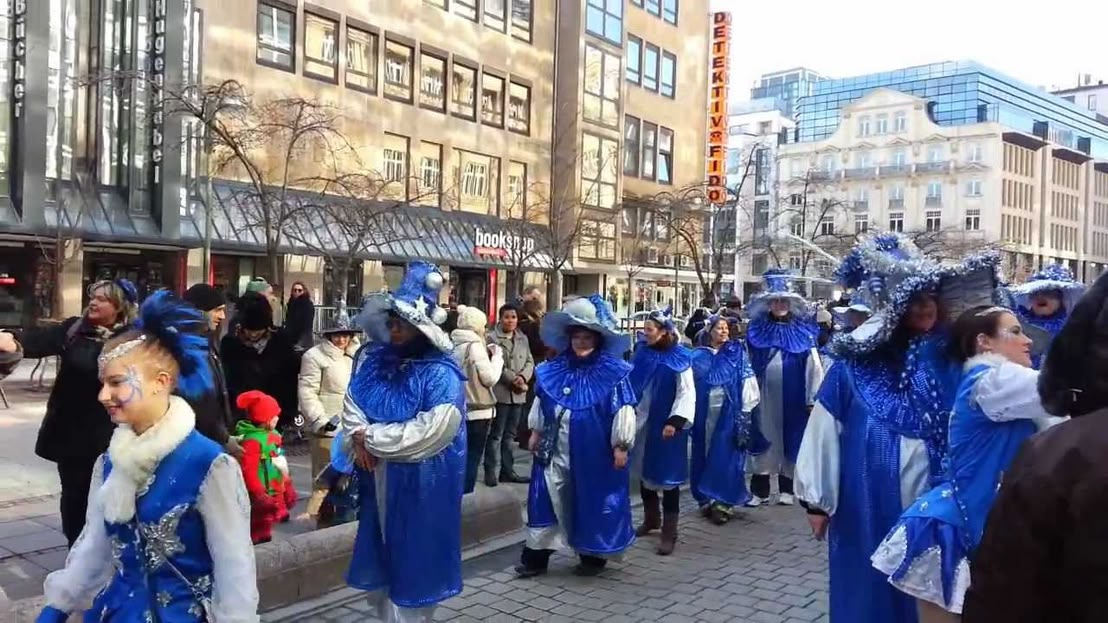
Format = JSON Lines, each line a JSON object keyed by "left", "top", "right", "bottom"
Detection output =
{"left": 236, "top": 390, "right": 281, "bottom": 425}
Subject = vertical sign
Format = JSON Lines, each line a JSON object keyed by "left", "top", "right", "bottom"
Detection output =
{"left": 706, "top": 12, "right": 731, "bottom": 205}
{"left": 12, "top": 0, "right": 26, "bottom": 119}
{"left": 150, "top": 0, "right": 167, "bottom": 187}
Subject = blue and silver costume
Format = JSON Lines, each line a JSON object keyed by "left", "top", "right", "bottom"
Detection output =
{"left": 340, "top": 262, "right": 467, "bottom": 623}
{"left": 796, "top": 234, "right": 1001, "bottom": 623}
{"left": 745, "top": 270, "right": 824, "bottom": 488}
{"left": 1007, "top": 264, "right": 1085, "bottom": 369}
{"left": 37, "top": 291, "right": 259, "bottom": 623}
{"left": 524, "top": 295, "right": 638, "bottom": 559}
{"left": 689, "top": 332, "right": 762, "bottom": 510}
{"left": 872, "top": 354, "right": 1059, "bottom": 613}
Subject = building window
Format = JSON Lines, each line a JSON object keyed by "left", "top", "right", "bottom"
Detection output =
{"left": 302, "top": 13, "right": 338, "bottom": 81}
{"left": 875, "top": 114, "right": 888, "bottom": 134}
{"left": 966, "top": 179, "right": 983, "bottom": 197}
{"left": 789, "top": 218, "right": 803, "bottom": 237}
{"left": 511, "top": 0, "right": 533, "bottom": 42}
{"left": 484, "top": 0, "right": 507, "bottom": 32}
{"left": 968, "top": 143, "right": 983, "bottom": 163}
{"left": 454, "top": 0, "right": 477, "bottom": 21}
{"left": 451, "top": 63, "right": 477, "bottom": 119}
{"left": 660, "top": 51, "right": 676, "bottom": 98}
{"left": 645, "top": 0, "right": 660, "bottom": 15}
{"left": 579, "top": 218, "right": 616, "bottom": 260}
{"left": 1089, "top": 94, "right": 1098, "bottom": 111}
{"left": 256, "top": 2, "right": 294, "bottom": 70}
{"left": 641, "top": 122, "right": 657, "bottom": 180}
{"left": 418, "top": 141, "right": 442, "bottom": 207}
{"left": 854, "top": 213, "right": 869, "bottom": 234}
{"left": 643, "top": 44, "right": 659, "bottom": 91}
{"left": 626, "top": 35, "right": 641, "bottom": 84}
{"left": 382, "top": 133, "right": 410, "bottom": 201}
{"left": 624, "top": 116, "right": 641, "bottom": 176}
{"left": 889, "top": 212, "right": 904, "bottom": 232}
{"left": 508, "top": 82, "right": 531, "bottom": 134}
{"left": 425, "top": 0, "right": 447, "bottom": 7}
{"left": 890, "top": 185, "right": 904, "bottom": 204}
{"left": 46, "top": 0, "right": 79, "bottom": 184}
{"left": 582, "top": 133, "right": 619, "bottom": 209}
{"left": 481, "top": 72, "right": 505, "bottom": 127}
{"left": 894, "top": 110, "right": 907, "bottom": 132}
{"left": 754, "top": 148, "right": 770, "bottom": 194}
{"left": 657, "top": 127, "right": 674, "bottom": 185}
{"left": 383, "top": 39, "right": 414, "bottom": 102}
{"left": 892, "top": 150, "right": 907, "bottom": 167}
{"left": 927, "top": 181, "right": 943, "bottom": 199}
{"left": 821, "top": 154, "right": 837, "bottom": 174}
{"left": 928, "top": 145, "right": 944, "bottom": 163}
{"left": 855, "top": 186, "right": 869, "bottom": 205}
{"left": 926, "top": 210, "right": 942, "bottom": 232}
{"left": 858, "top": 115, "right": 871, "bottom": 137}
{"left": 456, "top": 150, "right": 500, "bottom": 214}
{"left": 965, "top": 208, "right": 981, "bottom": 231}
{"left": 856, "top": 150, "right": 872, "bottom": 169}
{"left": 584, "top": 45, "right": 621, "bottom": 128}
{"left": 507, "top": 161, "right": 528, "bottom": 214}
{"left": 585, "top": 0, "right": 622, "bottom": 45}
{"left": 662, "top": 0, "right": 677, "bottom": 23}
{"left": 345, "top": 27, "right": 378, "bottom": 93}
{"left": 420, "top": 53, "right": 446, "bottom": 112}
{"left": 819, "top": 217, "right": 835, "bottom": 236}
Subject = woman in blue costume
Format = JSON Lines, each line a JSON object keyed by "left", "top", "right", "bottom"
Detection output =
{"left": 795, "top": 233, "right": 1001, "bottom": 623}
{"left": 514, "top": 294, "right": 637, "bottom": 578}
{"left": 36, "top": 291, "right": 259, "bottom": 623}
{"left": 746, "top": 269, "right": 824, "bottom": 507}
{"left": 872, "top": 306, "right": 1063, "bottom": 621}
{"left": 1006, "top": 263, "right": 1085, "bottom": 369}
{"left": 339, "top": 261, "right": 466, "bottom": 623}
{"left": 629, "top": 307, "right": 695, "bottom": 555}
{"left": 690, "top": 314, "right": 763, "bottom": 524}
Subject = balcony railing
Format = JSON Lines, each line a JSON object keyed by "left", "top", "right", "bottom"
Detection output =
{"left": 915, "top": 161, "right": 950, "bottom": 174}
{"left": 879, "top": 164, "right": 911, "bottom": 177}
{"left": 889, "top": 198, "right": 905, "bottom": 209}
{"left": 925, "top": 195, "right": 943, "bottom": 207}
{"left": 852, "top": 200, "right": 870, "bottom": 212}
{"left": 844, "top": 166, "right": 878, "bottom": 179}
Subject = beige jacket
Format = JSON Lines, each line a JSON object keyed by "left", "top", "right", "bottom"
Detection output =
{"left": 297, "top": 337, "right": 359, "bottom": 435}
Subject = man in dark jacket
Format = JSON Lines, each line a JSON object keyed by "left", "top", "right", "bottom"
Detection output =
{"left": 221, "top": 292, "right": 300, "bottom": 430}
{"left": 962, "top": 270, "right": 1108, "bottom": 622}
{"left": 183, "top": 284, "right": 240, "bottom": 457}
{"left": 515, "top": 295, "right": 549, "bottom": 448}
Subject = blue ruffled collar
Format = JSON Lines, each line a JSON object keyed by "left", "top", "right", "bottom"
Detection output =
{"left": 746, "top": 316, "right": 819, "bottom": 354}
{"left": 537, "top": 351, "right": 633, "bottom": 410}
{"left": 691, "top": 341, "right": 748, "bottom": 387}
{"left": 1016, "top": 305, "right": 1068, "bottom": 337}
{"left": 629, "top": 341, "right": 692, "bottom": 395}
{"left": 348, "top": 343, "right": 464, "bottom": 424}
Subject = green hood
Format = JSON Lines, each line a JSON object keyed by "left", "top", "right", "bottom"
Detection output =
{"left": 234, "top": 420, "right": 269, "bottom": 436}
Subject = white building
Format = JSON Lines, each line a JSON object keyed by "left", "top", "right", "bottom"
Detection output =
{"left": 1053, "top": 77, "right": 1108, "bottom": 120}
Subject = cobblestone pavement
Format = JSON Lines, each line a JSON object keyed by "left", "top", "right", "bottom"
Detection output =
{"left": 295, "top": 496, "right": 830, "bottom": 623}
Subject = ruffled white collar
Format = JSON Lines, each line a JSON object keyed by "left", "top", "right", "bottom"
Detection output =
{"left": 99, "top": 396, "right": 196, "bottom": 524}
{"left": 963, "top": 352, "right": 1010, "bottom": 372}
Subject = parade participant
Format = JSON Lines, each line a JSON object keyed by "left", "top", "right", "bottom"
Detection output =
{"left": 515, "top": 294, "right": 637, "bottom": 578}
{"left": 872, "top": 306, "right": 1059, "bottom": 621}
{"left": 745, "top": 269, "right": 824, "bottom": 506}
{"left": 690, "top": 314, "right": 763, "bottom": 524}
{"left": 234, "top": 390, "right": 297, "bottom": 544}
{"left": 339, "top": 261, "right": 466, "bottom": 623}
{"left": 796, "top": 233, "right": 1001, "bottom": 623}
{"left": 629, "top": 307, "right": 695, "bottom": 555}
{"left": 832, "top": 301, "right": 873, "bottom": 333}
{"left": 35, "top": 290, "right": 259, "bottom": 623}
{"left": 1006, "top": 263, "right": 1085, "bottom": 369}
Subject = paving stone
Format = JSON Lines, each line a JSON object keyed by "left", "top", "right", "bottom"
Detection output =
{"left": 783, "top": 605, "right": 826, "bottom": 621}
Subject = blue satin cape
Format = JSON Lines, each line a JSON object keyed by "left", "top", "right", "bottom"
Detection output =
{"left": 629, "top": 341, "right": 692, "bottom": 487}
{"left": 345, "top": 343, "right": 467, "bottom": 609}
{"left": 526, "top": 351, "right": 638, "bottom": 556}
{"left": 747, "top": 316, "right": 819, "bottom": 464}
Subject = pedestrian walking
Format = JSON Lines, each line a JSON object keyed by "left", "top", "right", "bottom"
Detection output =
{"left": 690, "top": 315, "right": 763, "bottom": 524}
{"left": 451, "top": 305, "right": 504, "bottom": 494}
{"left": 745, "top": 269, "right": 824, "bottom": 507}
{"left": 0, "top": 279, "right": 137, "bottom": 546}
{"left": 339, "top": 261, "right": 466, "bottom": 623}
{"left": 221, "top": 292, "right": 300, "bottom": 430}
{"left": 629, "top": 306, "right": 695, "bottom": 556}
{"left": 298, "top": 309, "right": 359, "bottom": 526}
{"left": 962, "top": 270, "right": 1108, "bottom": 622}
{"left": 514, "top": 294, "right": 637, "bottom": 578}
{"left": 182, "top": 283, "right": 239, "bottom": 455}
{"left": 486, "top": 303, "right": 534, "bottom": 486}
{"left": 34, "top": 290, "right": 259, "bottom": 623}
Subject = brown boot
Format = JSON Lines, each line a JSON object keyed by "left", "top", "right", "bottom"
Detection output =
{"left": 657, "top": 512, "right": 678, "bottom": 555}
{"left": 635, "top": 495, "right": 661, "bottom": 536}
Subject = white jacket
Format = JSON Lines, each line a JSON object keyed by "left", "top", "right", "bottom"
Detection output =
{"left": 298, "top": 337, "right": 359, "bottom": 435}
{"left": 451, "top": 328, "right": 504, "bottom": 421}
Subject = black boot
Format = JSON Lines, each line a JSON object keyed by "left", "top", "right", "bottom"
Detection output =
{"left": 515, "top": 547, "right": 551, "bottom": 578}
{"left": 573, "top": 554, "right": 607, "bottom": 577}
{"left": 657, "top": 512, "right": 679, "bottom": 555}
{"left": 636, "top": 489, "right": 662, "bottom": 536}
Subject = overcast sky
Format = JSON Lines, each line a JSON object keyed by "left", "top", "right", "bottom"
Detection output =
{"left": 710, "top": 0, "right": 1108, "bottom": 100}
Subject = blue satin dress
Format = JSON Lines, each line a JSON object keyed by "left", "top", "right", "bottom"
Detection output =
{"left": 629, "top": 341, "right": 693, "bottom": 489}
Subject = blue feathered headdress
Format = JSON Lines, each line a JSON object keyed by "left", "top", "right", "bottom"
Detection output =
{"left": 833, "top": 233, "right": 934, "bottom": 312}
{"left": 133, "top": 290, "right": 213, "bottom": 400}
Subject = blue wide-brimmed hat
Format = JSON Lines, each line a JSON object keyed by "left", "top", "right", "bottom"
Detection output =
{"left": 541, "top": 294, "right": 630, "bottom": 358}
{"left": 646, "top": 305, "right": 677, "bottom": 333}
{"left": 1009, "top": 263, "right": 1085, "bottom": 313}
{"left": 745, "top": 268, "right": 809, "bottom": 319}
{"left": 322, "top": 302, "right": 359, "bottom": 336}
{"left": 355, "top": 261, "right": 450, "bottom": 351}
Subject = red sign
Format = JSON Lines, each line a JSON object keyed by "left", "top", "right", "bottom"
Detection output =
{"left": 475, "top": 246, "right": 508, "bottom": 258}
{"left": 706, "top": 12, "right": 732, "bottom": 205}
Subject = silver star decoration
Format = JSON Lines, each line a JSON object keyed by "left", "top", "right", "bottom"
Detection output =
{"left": 413, "top": 296, "right": 429, "bottom": 316}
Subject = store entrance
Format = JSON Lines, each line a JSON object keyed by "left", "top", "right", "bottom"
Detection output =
{"left": 450, "top": 268, "right": 488, "bottom": 310}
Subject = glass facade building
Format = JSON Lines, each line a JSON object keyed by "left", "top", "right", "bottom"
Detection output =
{"left": 750, "top": 67, "right": 826, "bottom": 117}
{"left": 795, "top": 61, "right": 1108, "bottom": 160}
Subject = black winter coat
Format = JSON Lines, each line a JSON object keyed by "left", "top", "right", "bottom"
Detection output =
{"left": 284, "top": 296, "right": 315, "bottom": 351}
{"left": 20, "top": 317, "right": 127, "bottom": 463}
{"left": 182, "top": 331, "right": 234, "bottom": 445}
{"left": 220, "top": 328, "right": 300, "bottom": 426}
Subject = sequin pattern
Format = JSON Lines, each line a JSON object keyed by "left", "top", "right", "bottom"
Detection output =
{"left": 139, "top": 503, "right": 189, "bottom": 570}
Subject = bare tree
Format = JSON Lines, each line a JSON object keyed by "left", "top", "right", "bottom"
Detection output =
{"left": 495, "top": 179, "right": 554, "bottom": 299}
{"left": 768, "top": 168, "right": 851, "bottom": 280}
{"left": 903, "top": 227, "right": 1014, "bottom": 264}
{"left": 33, "top": 162, "right": 99, "bottom": 319}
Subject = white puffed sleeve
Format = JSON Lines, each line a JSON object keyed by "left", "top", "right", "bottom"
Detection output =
{"left": 612, "top": 404, "right": 637, "bottom": 448}
{"left": 344, "top": 391, "right": 463, "bottom": 462}
{"left": 795, "top": 401, "right": 842, "bottom": 516}
{"left": 42, "top": 458, "right": 113, "bottom": 614}
{"left": 741, "top": 376, "right": 761, "bottom": 413}
{"left": 198, "top": 454, "right": 260, "bottom": 623}
{"left": 669, "top": 368, "right": 696, "bottom": 428}
{"left": 805, "top": 348, "right": 825, "bottom": 405}
{"left": 527, "top": 398, "right": 542, "bottom": 430}
{"left": 973, "top": 362, "right": 1052, "bottom": 422}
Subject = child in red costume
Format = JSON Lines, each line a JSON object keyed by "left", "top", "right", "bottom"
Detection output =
{"left": 234, "top": 390, "right": 297, "bottom": 544}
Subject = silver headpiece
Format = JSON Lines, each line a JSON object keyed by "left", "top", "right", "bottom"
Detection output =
{"left": 974, "top": 306, "right": 1009, "bottom": 317}
{"left": 97, "top": 335, "right": 147, "bottom": 373}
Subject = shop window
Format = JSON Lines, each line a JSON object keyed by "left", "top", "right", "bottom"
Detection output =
{"left": 451, "top": 63, "right": 478, "bottom": 119}
{"left": 508, "top": 82, "right": 531, "bottom": 134}
{"left": 383, "top": 39, "right": 414, "bottom": 102}
{"left": 481, "top": 72, "right": 505, "bottom": 127}
{"left": 345, "top": 26, "right": 378, "bottom": 93}
{"left": 303, "top": 12, "right": 338, "bottom": 82}
{"left": 256, "top": 2, "right": 295, "bottom": 70}
{"left": 420, "top": 52, "right": 446, "bottom": 112}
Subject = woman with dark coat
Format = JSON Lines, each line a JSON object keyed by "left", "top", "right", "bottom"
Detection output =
{"left": 0, "top": 279, "right": 137, "bottom": 546}
{"left": 962, "top": 270, "right": 1108, "bottom": 622}
{"left": 221, "top": 292, "right": 300, "bottom": 430}
{"left": 284, "top": 281, "right": 316, "bottom": 352}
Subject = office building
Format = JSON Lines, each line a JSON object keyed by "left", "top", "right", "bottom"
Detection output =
{"left": 1053, "top": 76, "right": 1108, "bottom": 121}
{"left": 750, "top": 67, "right": 827, "bottom": 118}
